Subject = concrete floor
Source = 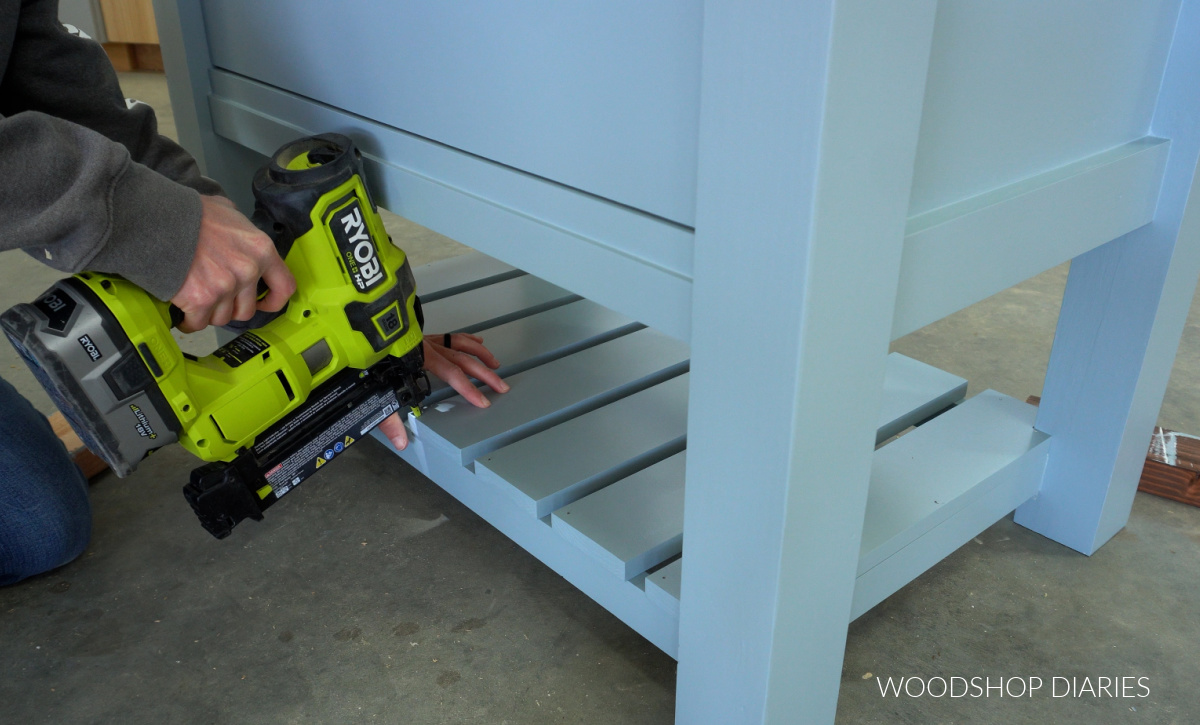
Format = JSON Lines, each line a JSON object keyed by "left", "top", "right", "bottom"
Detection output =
{"left": 2, "top": 71, "right": 1199, "bottom": 724}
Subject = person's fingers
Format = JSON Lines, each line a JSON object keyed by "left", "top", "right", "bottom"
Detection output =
{"left": 257, "top": 256, "right": 297, "bottom": 312}
{"left": 174, "top": 283, "right": 221, "bottom": 332}
{"left": 426, "top": 333, "right": 502, "bottom": 370}
{"left": 429, "top": 332, "right": 485, "bottom": 347}
{"left": 443, "top": 348, "right": 509, "bottom": 393}
{"left": 172, "top": 254, "right": 220, "bottom": 331}
{"left": 445, "top": 335, "right": 502, "bottom": 369}
{"left": 231, "top": 284, "right": 259, "bottom": 322}
{"left": 173, "top": 196, "right": 298, "bottom": 332}
{"left": 423, "top": 342, "right": 491, "bottom": 408}
{"left": 426, "top": 332, "right": 485, "bottom": 348}
{"left": 376, "top": 413, "right": 409, "bottom": 451}
{"left": 208, "top": 297, "right": 235, "bottom": 328}
{"left": 177, "top": 308, "right": 209, "bottom": 334}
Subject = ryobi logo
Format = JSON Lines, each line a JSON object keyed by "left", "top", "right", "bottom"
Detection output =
{"left": 332, "top": 199, "right": 385, "bottom": 292}
{"left": 77, "top": 334, "right": 102, "bottom": 362}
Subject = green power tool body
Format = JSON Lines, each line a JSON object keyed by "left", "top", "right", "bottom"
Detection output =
{"left": 1, "top": 134, "right": 430, "bottom": 538}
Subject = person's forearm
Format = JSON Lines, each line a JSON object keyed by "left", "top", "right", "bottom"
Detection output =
{"left": 0, "top": 111, "right": 202, "bottom": 300}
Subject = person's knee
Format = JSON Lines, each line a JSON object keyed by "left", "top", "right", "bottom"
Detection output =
{"left": 0, "top": 492, "right": 92, "bottom": 585}
{"left": 0, "top": 377, "right": 93, "bottom": 585}
{"left": 39, "top": 497, "right": 92, "bottom": 570}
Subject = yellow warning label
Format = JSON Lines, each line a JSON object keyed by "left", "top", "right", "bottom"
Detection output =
{"left": 344, "top": 435, "right": 355, "bottom": 447}
{"left": 315, "top": 456, "right": 326, "bottom": 469}
{"left": 256, "top": 485, "right": 273, "bottom": 499}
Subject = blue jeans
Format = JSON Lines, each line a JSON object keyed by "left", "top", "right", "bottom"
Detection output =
{"left": 0, "top": 376, "right": 91, "bottom": 585}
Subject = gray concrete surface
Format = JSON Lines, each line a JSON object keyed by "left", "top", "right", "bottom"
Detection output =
{"left": 2, "top": 71, "right": 1199, "bottom": 724}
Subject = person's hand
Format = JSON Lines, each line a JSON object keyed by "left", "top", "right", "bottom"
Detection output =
{"left": 377, "top": 333, "right": 510, "bottom": 450}
{"left": 170, "top": 195, "right": 297, "bottom": 332}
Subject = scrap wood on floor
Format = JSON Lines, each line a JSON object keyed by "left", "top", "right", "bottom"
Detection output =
{"left": 48, "top": 412, "right": 108, "bottom": 480}
{"left": 1027, "top": 395, "right": 1200, "bottom": 508}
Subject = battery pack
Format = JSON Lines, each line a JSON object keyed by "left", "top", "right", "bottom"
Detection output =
{"left": 0, "top": 279, "right": 179, "bottom": 477}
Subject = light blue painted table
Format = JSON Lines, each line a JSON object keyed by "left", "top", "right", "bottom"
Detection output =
{"left": 153, "top": 1, "right": 1200, "bottom": 721}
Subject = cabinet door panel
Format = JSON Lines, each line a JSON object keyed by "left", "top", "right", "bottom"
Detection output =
{"left": 202, "top": 0, "right": 702, "bottom": 226}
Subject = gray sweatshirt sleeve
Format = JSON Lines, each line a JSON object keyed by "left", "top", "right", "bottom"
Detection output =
{"left": 0, "top": 0, "right": 226, "bottom": 301}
